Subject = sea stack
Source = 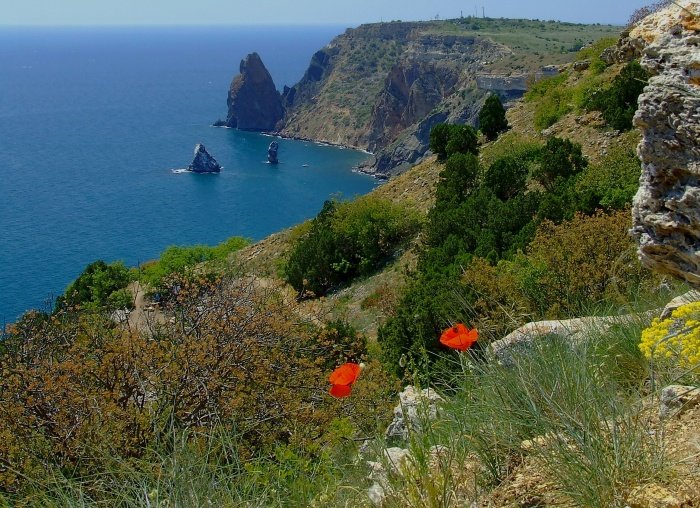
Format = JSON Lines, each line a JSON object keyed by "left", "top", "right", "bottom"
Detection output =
{"left": 188, "top": 144, "right": 222, "bottom": 173}
{"left": 268, "top": 141, "right": 279, "bottom": 164}
{"left": 226, "top": 53, "right": 284, "bottom": 131}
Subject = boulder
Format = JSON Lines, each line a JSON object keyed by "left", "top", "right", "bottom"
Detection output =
{"left": 267, "top": 141, "right": 279, "bottom": 164}
{"left": 660, "top": 385, "right": 700, "bottom": 417}
{"left": 188, "top": 144, "right": 221, "bottom": 173}
{"left": 630, "top": 1, "right": 700, "bottom": 286}
{"left": 225, "top": 53, "right": 284, "bottom": 131}
{"left": 385, "top": 386, "right": 443, "bottom": 440}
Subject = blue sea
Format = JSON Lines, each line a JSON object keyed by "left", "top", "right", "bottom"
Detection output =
{"left": 0, "top": 26, "right": 377, "bottom": 323}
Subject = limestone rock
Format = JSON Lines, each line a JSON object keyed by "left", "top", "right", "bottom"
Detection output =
{"left": 225, "top": 53, "right": 284, "bottom": 131}
{"left": 385, "top": 386, "right": 443, "bottom": 440}
{"left": 660, "top": 385, "right": 700, "bottom": 417}
{"left": 630, "top": 1, "right": 700, "bottom": 286}
{"left": 490, "top": 313, "right": 655, "bottom": 365}
{"left": 660, "top": 290, "right": 700, "bottom": 319}
{"left": 188, "top": 144, "right": 221, "bottom": 173}
{"left": 267, "top": 141, "right": 279, "bottom": 164}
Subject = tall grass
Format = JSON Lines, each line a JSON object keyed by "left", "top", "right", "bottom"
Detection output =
{"left": 379, "top": 308, "right": 670, "bottom": 507}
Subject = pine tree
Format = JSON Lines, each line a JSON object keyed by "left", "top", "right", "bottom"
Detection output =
{"left": 479, "top": 94, "right": 509, "bottom": 141}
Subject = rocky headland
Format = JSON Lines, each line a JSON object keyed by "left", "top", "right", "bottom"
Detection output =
{"left": 220, "top": 19, "right": 619, "bottom": 177}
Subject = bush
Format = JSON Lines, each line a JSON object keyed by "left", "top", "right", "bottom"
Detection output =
{"left": 0, "top": 272, "right": 398, "bottom": 495}
{"left": 584, "top": 61, "right": 650, "bottom": 131}
{"left": 140, "top": 236, "right": 249, "bottom": 290}
{"left": 284, "top": 196, "right": 422, "bottom": 297}
{"left": 429, "top": 123, "right": 478, "bottom": 161}
{"left": 526, "top": 210, "right": 655, "bottom": 316}
{"left": 55, "top": 260, "right": 133, "bottom": 311}
{"left": 532, "top": 136, "right": 587, "bottom": 190}
{"left": 478, "top": 94, "right": 509, "bottom": 141}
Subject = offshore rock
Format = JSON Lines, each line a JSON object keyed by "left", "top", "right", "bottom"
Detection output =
{"left": 631, "top": 1, "right": 700, "bottom": 286}
{"left": 226, "top": 53, "right": 284, "bottom": 131}
{"left": 267, "top": 141, "right": 279, "bottom": 164}
{"left": 188, "top": 144, "right": 221, "bottom": 173}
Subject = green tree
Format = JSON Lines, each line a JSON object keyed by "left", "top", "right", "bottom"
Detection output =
{"left": 532, "top": 137, "right": 587, "bottom": 190}
{"left": 429, "top": 123, "right": 451, "bottom": 161}
{"left": 479, "top": 94, "right": 509, "bottom": 140}
{"left": 56, "top": 260, "right": 132, "bottom": 311}
{"left": 445, "top": 125, "right": 479, "bottom": 158}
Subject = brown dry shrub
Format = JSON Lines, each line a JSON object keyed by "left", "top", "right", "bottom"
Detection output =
{"left": 527, "top": 209, "right": 657, "bottom": 315}
{"left": 0, "top": 272, "right": 397, "bottom": 493}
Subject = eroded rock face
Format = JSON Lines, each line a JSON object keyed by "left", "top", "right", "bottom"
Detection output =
{"left": 631, "top": 1, "right": 700, "bottom": 286}
{"left": 188, "top": 144, "right": 221, "bottom": 173}
{"left": 267, "top": 141, "right": 279, "bottom": 164}
{"left": 226, "top": 53, "right": 284, "bottom": 131}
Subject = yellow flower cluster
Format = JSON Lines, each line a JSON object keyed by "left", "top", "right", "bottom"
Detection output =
{"left": 639, "top": 301, "right": 700, "bottom": 367}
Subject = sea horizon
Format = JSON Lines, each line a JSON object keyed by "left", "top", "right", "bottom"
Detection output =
{"left": 0, "top": 25, "right": 377, "bottom": 322}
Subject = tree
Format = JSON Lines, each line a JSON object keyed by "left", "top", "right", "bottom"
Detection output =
{"left": 532, "top": 137, "right": 587, "bottom": 190}
{"left": 429, "top": 123, "right": 451, "bottom": 161}
{"left": 55, "top": 260, "right": 132, "bottom": 311}
{"left": 479, "top": 94, "right": 509, "bottom": 140}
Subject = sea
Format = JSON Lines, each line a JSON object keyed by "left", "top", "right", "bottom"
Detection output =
{"left": 0, "top": 26, "right": 378, "bottom": 323}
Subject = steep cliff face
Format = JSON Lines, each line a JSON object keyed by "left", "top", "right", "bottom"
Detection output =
{"left": 222, "top": 19, "right": 620, "bottom": 175}
{"left": 226, "top": 52, "right": 284, "bottom": 131}
{"left": 631, "top": 1, "right": 700, "bottom": 285}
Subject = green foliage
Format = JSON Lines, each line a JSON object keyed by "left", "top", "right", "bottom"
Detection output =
{"left": 284, "top": 196, "right": 422, "bottom": 297}
{"left": 532, "top": 136, "right": 587, "bottom": 190}
{"left": 526, "top": 72, "right": 573, "bottom": 129}
{"left": 140, "top": 236, "right": 249, "bottom": 290}
{"left": 573, "top": 136, "right": 641, "bottom": 211}
{"left": 478, "top": 94, "right": 509, "bottom": 140}
{"left": 429, "top": 123, "right": 478, "bottom": 161}
{"left": 56, "top": 260, "right": 132, "bottom": 311}
{"left": 584, "top": 61, "right": 650, "bottom": 131}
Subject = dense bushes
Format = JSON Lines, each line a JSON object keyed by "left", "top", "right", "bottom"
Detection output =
{"left": 584, "top": 60, "right": 650, "bottom": 131}
{"left": 378, "top": 118, "right": 651, "bottom": 378}
{"left": 139, "top": 236, "right": 249, "bottom": 290}
{"left": 428, "top": 123, "right": 478, "bottom": 161}
{"left": 284, "top": 196, "right": 422, "bottom": 297}
{"left": 0, "top": 271, "right": 398, "bottom": 494}
{"left": 55, "top": 260, "right": 133, "bottom": 311}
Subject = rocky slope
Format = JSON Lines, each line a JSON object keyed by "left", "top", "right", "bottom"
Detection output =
{"left": 223, "top": 19, "right": 620, "bottom": 177}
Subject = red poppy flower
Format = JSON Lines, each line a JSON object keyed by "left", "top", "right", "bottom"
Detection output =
{"left": 329, "top": 362, "right": 362, "bottom": 398}
{"left": 439, "top": 323, "right": 478, "bottom": 351}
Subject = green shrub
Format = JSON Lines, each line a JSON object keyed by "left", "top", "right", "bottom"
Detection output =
{"left": 284, "top": 196, "right": 422, "bottom": 297}
{"left": 429, "top": 123, "right": 478, "bottom": 161}
{"left": 478, "top": 94, "right": 509, "bottom": 141}
{"left": 532, "top": 136, "right": 587, "bottom": 190}
{"left": 584, "top": 61, "right": 650, "bottom": 131}
{"left": 55, "top": 260, "right": 133, "bottom": 311}
{"left": 140, "top": 236, "right": 249, "bottom": 290}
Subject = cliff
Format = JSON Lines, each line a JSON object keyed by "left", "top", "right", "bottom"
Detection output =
{"left": 222, "top": 19, "right": 620, "bottom": 176}
{"left": 225, "top": 52, "right": 284, "bottom": 131}
{"left": 631, "top": 0, "right": 700, "bottom": 286}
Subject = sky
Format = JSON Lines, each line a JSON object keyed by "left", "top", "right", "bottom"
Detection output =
{"left": 0, "top": 0, "right": 652, "bottom": 26}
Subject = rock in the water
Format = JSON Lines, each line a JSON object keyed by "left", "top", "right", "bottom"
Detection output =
{"left": 630, "top": 1, "right": 700, "bottom": 286}
{"left": 267, "top": 141, "right": 279, "bottom": 164}
{"left": 225, "top": 53, "right": 284, "bottom": 131}
{"left": 188, "top": 144, "right": 221, "bottom": 173}
{"left": 385, "top": 386, "right": 443, "bottom": 440}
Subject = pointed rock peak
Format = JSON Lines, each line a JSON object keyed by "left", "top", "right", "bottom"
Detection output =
{"left": 225, "top": 53, "right": 284, "bottom": 131}
{"left": 188, "top": 144, "right": 222, "bottom": 173}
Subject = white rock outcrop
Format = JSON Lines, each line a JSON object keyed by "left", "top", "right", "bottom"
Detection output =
{"left": 631, "top": 1, "right": 700, "bottom": 285}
